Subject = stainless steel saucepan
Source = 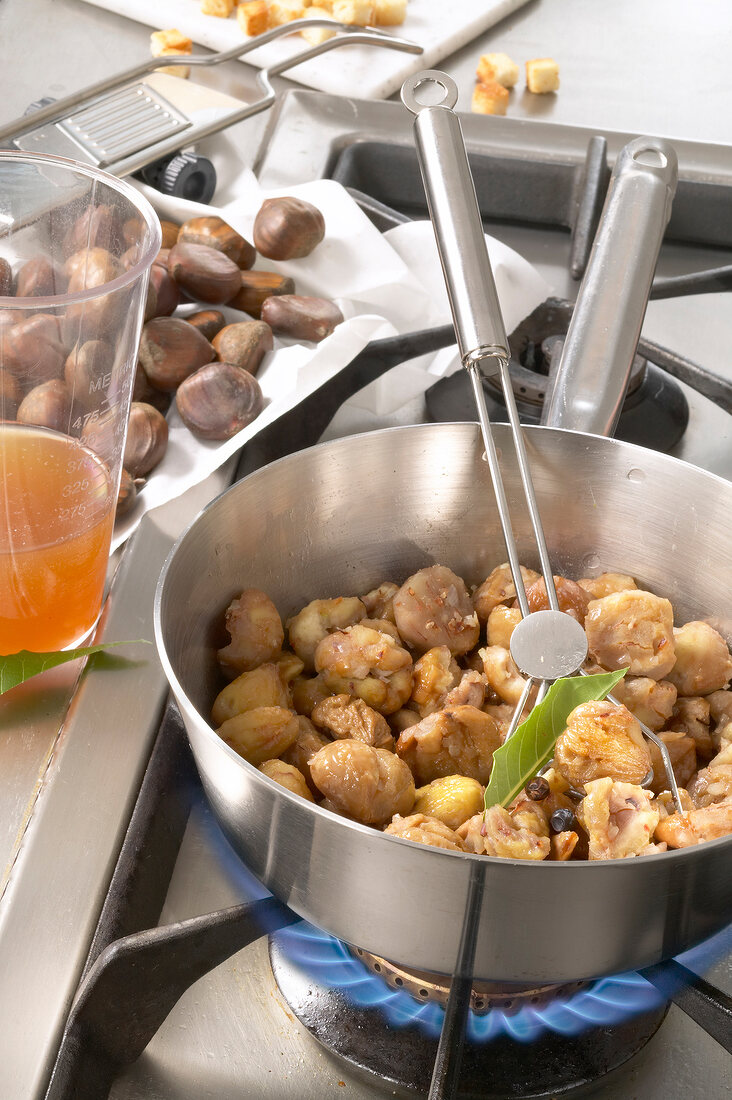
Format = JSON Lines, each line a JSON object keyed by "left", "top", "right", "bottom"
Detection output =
{"left": 154, "top": 79, "right": 732, "bottom": 983}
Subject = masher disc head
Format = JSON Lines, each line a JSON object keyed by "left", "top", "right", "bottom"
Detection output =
{"left": 510, "top": 609, "right": 588, "bottom": 681}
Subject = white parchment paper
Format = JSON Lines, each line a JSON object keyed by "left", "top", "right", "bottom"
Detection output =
{"left": 112, "top": 173, "right": 551, "bottom": 550}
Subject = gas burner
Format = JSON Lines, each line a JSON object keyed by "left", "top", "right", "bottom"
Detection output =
{"left": 424, "top": 295, "right": 690, "bottom": 452}
{"left": 269, "top": 924, "right": 669, "bottom": 1099}
{"left": 426, "top": 357, "right": 689, "bottom": 452}
{"left": 352, "top": 946, "right": 589, "bottom": 1016}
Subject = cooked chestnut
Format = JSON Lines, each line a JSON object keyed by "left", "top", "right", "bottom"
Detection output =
{"left": 261, "top": 295, "right": 343, "bottom": 343}
{"left": 138, "top": 316, "right": 214, "bottom": 392}
{"left": 167, "top": 242, "right": 242, "bottom": 305}
{"left": 211, "top": 321, "right": 273, "bottom": 375}
{"left": 175, "top": 361, "right": 264, "bottom": 440}
{"left": 123, "top": 401, "right": 169, "bottom": 477}
{"left": 186, "top": 309, "right": 226, "bottom": 341}
{"left": 17, "top": 378, "right": 71, "bottom": 432}
{"left": 3, "top": 313, "right": 66, "bottom": 381}
{"left": 227, "top": 271, "right": 295, "bottom": 319}
{"left": 15, "top": 257, "right": 67, "bottom": 298}
{"left": 148, "top": 263, "right": 180, "bottom": 317}
{"left": 64, "top": 340, "right": 111, "bottom": 407}
{"left": 253, "top": 197, "right": 325, "bottom": 260}
{"left": 177, "top": 216, "right": 256, "bottom": 269}
{"left": 0, "top": 258, "right": 11, "bottom": 296}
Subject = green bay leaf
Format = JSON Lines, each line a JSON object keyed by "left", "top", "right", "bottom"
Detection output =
{"left": 484, "top": 668, "right": 628, "bottom": 811}
{"left": 0, "top": 640, "right": 149, "bottom": 696}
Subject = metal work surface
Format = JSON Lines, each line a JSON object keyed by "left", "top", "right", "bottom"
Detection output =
{"left": 1, "top": 0, "right": 732, "bottom": 1097}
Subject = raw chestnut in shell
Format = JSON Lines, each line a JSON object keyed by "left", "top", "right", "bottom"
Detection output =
{"left": 253, "top": 197, "right": 325, "bottom": 261}
{"left": 116, "top": 468, "right": 143, "bottom": 517}
{"left": 227, "top": 271, "right": 294, "bottom": 319}
{"left": 0, "top": 368, "right": 21, "bottom": 417}
{"left": 186, "top": 310, "right": 226, "bottom": 341}
{"left": 148, "top": 263, "right": 180, "bottom": 317}
{"left": 160, "top": 220, "right": 181, "bottom": 250}
{"left": 17, "top": 378, "right": 71, "bottom": 432}
{"left": 175, "top": 361, "right": 264, "bottom": 440}
{"left": 62, "top": 203, "right": 120, "bottom": 258}
{"left": 123, "top": 401, "right": 169, "bottom": 477}
{"left": 0, "top": 258, "right": 11, "bottom": 296}
{"left": 132, "top": 362, "right": 171, "bottom": 414}
{"left": 64, "top": 339, "right": 111, "bottom": 408}
{"left": 138, "top": 316, "right": 215, "bottom": 392}
{"left": 3, "top": 313, "right": 67, "bottom": 381}
{"left": 167, "top": 242, "right": 242, "bottom": 305}
{"left": 211, "top": 321, "right": 272, "bottom": 375}
{"left": 15, "top": 257, "right": 66, "bottom": 298}
{"left": 63, "top": 246, "right": 120, "bottom": 283}
{"left": 261, "top": 295, "right": 343, "bottom": 343}
{"left": 177, "top": 216, "right": 256, "bottom": 269}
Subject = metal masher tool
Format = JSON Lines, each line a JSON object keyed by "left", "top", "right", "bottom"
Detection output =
{"left": 401, "top": 70, "right": 682, "bottom": 810}
{"left": 402, "top": 69, "right": 683, "bottom": 1100}
{"left": 0, "top": 22, "right": 422, "bottom": 191}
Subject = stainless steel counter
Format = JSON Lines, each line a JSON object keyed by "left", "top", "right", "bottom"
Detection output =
{"left": 1, "top": 1, "right": 732, "bottom": 1097}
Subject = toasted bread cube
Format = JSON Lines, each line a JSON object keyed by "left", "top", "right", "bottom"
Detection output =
{"left": 332, "top": 0, "right": 374, "bottom": 25}
{"left": 300, "top": 7, "right": 337, "bottom": 43}
{"left": 200, "top": 0, "right": 235, "bottom": 15}
{"left": 150, "top": 28, "right": 193, "bottom": 54}
{"left": 237, "top": 0, "right": 270, "bottom": 34}
{"left": 471, "top": 81, "right": 509, "bottom": 116}
{"left": 269, "top": 0, "right": 306, "bottom": 23}
{"left": 525, "top": 57, "right": 560, "bottom": 94}
{"left": 476, "top": 51, "right": 519, "bottom": 89}
{"left": 150, "top": 29, "right": 192, "bottom": 78}
{"left": 373, "top": 0, "right": 407, "bottom": 25}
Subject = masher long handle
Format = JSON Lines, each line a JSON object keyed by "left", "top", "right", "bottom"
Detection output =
{"left": 403, "top": 70, "right": 557, "bottom": 618}
{"left": 401, "top": 72, "right": 509, "bottom": 371}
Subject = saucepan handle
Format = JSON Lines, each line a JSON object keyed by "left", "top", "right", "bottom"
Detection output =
{"left": 401, "top": 70, "right": 509, "bottom": 372}
{"left": 543, "top": 136, "right": 678, "bottom": 435}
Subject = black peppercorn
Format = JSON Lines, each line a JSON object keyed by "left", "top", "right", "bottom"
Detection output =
{"left": 550, "top": 807, "right": 576, "bottom": 833}
{"left": 526, "top": 776, "right": 550, "bottom": 801}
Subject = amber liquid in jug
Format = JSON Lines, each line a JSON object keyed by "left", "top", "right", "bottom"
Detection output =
{"left": 0, "top": 423, "right": 114, "bottom": 654}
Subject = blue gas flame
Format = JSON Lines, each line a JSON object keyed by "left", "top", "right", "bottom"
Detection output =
{"left": 273, "top": 920, "right": 691, "bottom": 1043}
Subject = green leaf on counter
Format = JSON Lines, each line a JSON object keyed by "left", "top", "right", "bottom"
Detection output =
{"left": 0, "top": 640, "right": 149, "bottom": 696}
{"left": 483, "top": 668, "right": 628, "bottom": 811}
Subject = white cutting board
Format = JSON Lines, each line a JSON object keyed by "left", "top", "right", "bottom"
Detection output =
{"left": 78, "top": 0, "right": 531, "bottom": 100}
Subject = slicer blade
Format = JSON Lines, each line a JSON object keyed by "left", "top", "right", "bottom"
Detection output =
{"left": 15, "top": 83, "right": 192, "bottom": 168}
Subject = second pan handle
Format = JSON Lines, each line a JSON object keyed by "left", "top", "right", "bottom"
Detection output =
{"left": 544, "top": 137, "right": 678, "bottom": 436}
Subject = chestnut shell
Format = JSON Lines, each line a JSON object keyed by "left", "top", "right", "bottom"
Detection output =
{"left": 167, "top": 242, "right": 242, "bottom": 305}
{"left": 253, "top": 197, "right": 325, "bottom": 261}
{"left": 176, "top": 361, "right": 264, "bottom": 440}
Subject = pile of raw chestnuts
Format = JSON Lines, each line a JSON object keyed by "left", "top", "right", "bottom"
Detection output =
{"left": 1, "top": 194, "right": 343, "bottom": 518}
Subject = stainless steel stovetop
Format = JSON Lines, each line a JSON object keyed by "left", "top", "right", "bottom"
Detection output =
{"left": 3, "top": 83, "right": 732, "bottom": 1100}
{"left": 99, "top": 92, "right": 732, "bottom": 1099}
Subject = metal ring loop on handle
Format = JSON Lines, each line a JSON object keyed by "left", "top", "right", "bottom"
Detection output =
{"left": 401, "top": 70, "right": 459, "bottom": 114}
